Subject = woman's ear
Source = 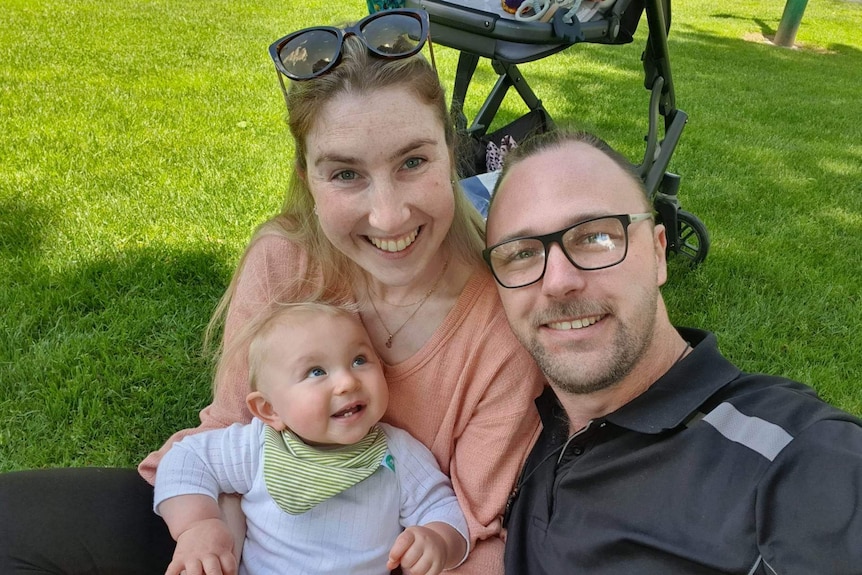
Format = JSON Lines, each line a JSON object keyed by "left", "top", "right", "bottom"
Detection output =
{"left": 247, "top": 391, "right": 286, "bottom": 431}
{"left": 294, "top": 160, "right": 307, "bottom": 183}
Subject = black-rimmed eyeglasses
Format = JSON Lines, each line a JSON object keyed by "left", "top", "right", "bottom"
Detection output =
{"left": 268, "top": 9, "right": 433, "bottom": 82}
{"left": 483, "top": 213, "right": 654, "bottom": 289}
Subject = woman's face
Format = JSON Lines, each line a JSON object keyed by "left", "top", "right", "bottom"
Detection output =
{"left": 303, "top": 85, "right": 455, "bottom": 288}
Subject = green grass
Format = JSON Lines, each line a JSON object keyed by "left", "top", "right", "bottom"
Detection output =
{"left": 1, "top": 0, "right": 860, "bottom": 471}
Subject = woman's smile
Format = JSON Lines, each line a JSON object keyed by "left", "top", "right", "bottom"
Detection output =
{"left": 367, "top": 227, "right": 420, "bottom": 253}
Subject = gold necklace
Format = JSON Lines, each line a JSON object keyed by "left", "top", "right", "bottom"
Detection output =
{"left": 369, "top": 280, "right": 431, "bottom": 308}
{"left": 368, "top": 256, "right": 450, "bottom": 349}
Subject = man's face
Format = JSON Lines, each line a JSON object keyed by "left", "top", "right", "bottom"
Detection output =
{"left": 486, "top": 141, "right": 668, "bottom": 395}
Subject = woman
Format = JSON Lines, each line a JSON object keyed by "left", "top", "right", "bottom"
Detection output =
{"left": 0, "top": 9, "right": 544, "bottom": 574}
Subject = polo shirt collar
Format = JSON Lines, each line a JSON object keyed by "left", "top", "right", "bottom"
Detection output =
{"left": 606, "top": 328, "right": 741, "bottom": 434}
{"left": 535, "top": 328, "right": 742, "bottom": 437}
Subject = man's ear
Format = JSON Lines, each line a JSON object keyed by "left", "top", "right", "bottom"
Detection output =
{"left": 247, "top": 391, "right": 286, "bottom": 431}
{"left": 654, "top": 222, "right": 668, "bottom": 287}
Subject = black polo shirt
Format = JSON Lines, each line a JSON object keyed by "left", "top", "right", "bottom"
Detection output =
{"left": 504, "top": 328, "right": 862, "bottom": 574}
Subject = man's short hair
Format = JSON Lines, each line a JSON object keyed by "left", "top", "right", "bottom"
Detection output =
{"left": 488, "top": 130, "right": 649, "bottom": 217}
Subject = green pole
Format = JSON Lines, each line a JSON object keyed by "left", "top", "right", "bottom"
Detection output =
{"left": 774, "top": 0, "right": 810, "bottom": 47}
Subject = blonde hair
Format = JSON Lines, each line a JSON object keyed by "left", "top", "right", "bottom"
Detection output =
{"left": 221, "top": 301, "right": 361, "bottom": 393}
{"left": 206, "top": 34, "right": 485, "bottom": 391}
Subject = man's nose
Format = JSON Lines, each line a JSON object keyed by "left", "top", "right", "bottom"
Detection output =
{"left": 540, "top": 242, "right": 587, "bottom": 297}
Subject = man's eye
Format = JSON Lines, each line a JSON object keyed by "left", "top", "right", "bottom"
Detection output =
{"left": 307, "top": 367, "right": 326, "bottom": 378}
{"left": 403, "top": 157, "right": 423, "bottom": 169}
{"left": 577, "top": 232, "right": 616, "bottom": 248}
{"left": 499, "top": 246, "right": 540, "bottom": 265}
{"left": 512, "top": 248, "right": 540, "bottom": 261}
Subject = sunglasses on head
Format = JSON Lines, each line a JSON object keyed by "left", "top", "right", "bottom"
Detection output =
{"left": 268, "top": 9, "right": 433, "bottom": 82}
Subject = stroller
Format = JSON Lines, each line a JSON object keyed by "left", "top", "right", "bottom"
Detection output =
{"left": 401, "top": 0, "right": 709, "bottom": 265}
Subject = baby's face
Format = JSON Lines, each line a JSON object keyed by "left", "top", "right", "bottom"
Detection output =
{"left": 255, "top": 312, "right": 389, "bottom": 447}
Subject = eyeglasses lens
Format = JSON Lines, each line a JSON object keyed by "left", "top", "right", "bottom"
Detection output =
{"left": 279, "top": 29, "right": 339, "bottom": 79}
{"left": 362, "top": 14, "right": 423, "bottom": 56}
{"left": 561, "top": 218, "right": 624, "bottom": 261}
{"left": 488, "top": 240, "right": 545, "bottom": 289}
{"left": 489, "top": 217, "right": 627, "bottom": 287}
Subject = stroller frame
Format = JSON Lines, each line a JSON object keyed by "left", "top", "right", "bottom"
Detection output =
{"left": 405, "top": 0, "right": 709, "bottom": 265}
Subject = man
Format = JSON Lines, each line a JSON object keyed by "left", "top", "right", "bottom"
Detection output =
{"left": 483, "top": 130, "right": 862, "bottom": 574}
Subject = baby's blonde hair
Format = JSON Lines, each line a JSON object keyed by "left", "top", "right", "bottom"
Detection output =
{"left": 219, "top": 301, "right": 361, "bottom": 393}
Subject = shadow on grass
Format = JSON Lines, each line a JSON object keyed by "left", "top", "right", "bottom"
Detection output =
{"left": 711, "top": 13, "right": 776, "bottom": 39}
{"left": 0, "top": 198, "right": 51, "bottom": 260}
{"left": 1, "top": 242, "right": 233, "bottom": 471}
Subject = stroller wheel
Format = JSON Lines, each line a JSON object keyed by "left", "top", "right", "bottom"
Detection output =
{"left": 673, "top": 210, "right": 709, "bottom": 266}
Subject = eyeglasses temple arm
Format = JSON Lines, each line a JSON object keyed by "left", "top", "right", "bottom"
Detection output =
{"left": 276, "top": 71, "right": 290, "bottom": 110}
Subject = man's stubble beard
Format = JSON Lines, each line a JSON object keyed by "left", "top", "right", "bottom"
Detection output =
{"left": 522, "top": 289, "right": 659, "bottom": 396}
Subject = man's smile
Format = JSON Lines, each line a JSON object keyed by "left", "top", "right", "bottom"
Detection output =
{"left": 546, "top": 315, "right": 604, "bottom": 331}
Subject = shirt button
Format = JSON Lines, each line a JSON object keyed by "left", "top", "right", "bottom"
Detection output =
{"left": 572, "top": 446, "right": 584, "bottom": 456}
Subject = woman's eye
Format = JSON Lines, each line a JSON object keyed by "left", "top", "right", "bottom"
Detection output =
{"left": 352, "top": 355, "right": 367, "bottom": 367}
{"left": 403, "top": 157, "right": 423, "bottom": 170}
{"left": 307, "top": 367, "right": 326, "bottom": 378}
{"left": 334, "top": 170, "right": 357, "bottom": 181}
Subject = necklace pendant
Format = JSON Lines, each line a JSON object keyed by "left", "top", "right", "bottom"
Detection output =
{"left": 368, "top": 254, "right": 451, "bottom": 353}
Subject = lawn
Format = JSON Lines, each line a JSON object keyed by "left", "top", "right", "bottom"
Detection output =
{"left": 1, "top": 0, "right": 860, "bottom": 471}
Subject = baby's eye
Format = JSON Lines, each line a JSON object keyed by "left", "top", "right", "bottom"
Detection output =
{"left": 403, "top": 157, "right": 423, "bottom": 170}
{"left": 352, "top": 355, "right": 367, "bottom": 367}
{"left": 307, "top": 367, "right": 327, "bottom": 378}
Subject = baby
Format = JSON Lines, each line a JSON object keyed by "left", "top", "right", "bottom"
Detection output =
{"left": 154, "top": 302, "right": 468, "bottom": 575}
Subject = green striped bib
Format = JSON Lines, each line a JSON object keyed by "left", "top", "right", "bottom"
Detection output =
{"left": 262, "top": 425, "right": 389, "bottom": 515}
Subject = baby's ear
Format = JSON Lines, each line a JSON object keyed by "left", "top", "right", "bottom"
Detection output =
{"left": 247, "top": 391, "right": 286, "bottom": 431}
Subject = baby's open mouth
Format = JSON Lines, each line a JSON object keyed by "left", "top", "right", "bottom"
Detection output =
{"left": 333, "top": 404, "right": 365, "bottom": 418}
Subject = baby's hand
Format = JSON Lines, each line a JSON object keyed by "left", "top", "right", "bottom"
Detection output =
{"left": 166, "top": 518, "right": 238, "bottom": 575}
{"left": 387, "top": 525, "right": 449, "bottom": 575}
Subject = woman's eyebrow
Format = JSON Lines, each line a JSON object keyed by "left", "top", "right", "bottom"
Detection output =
{"left": 312, "top": 138, "right": 439, "bottom": 168}
{"left": 388, "top": 138, "right": 438, "bottom": 161}
{"left": 312, "top": 152, "right": 360, "bottom": 167}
